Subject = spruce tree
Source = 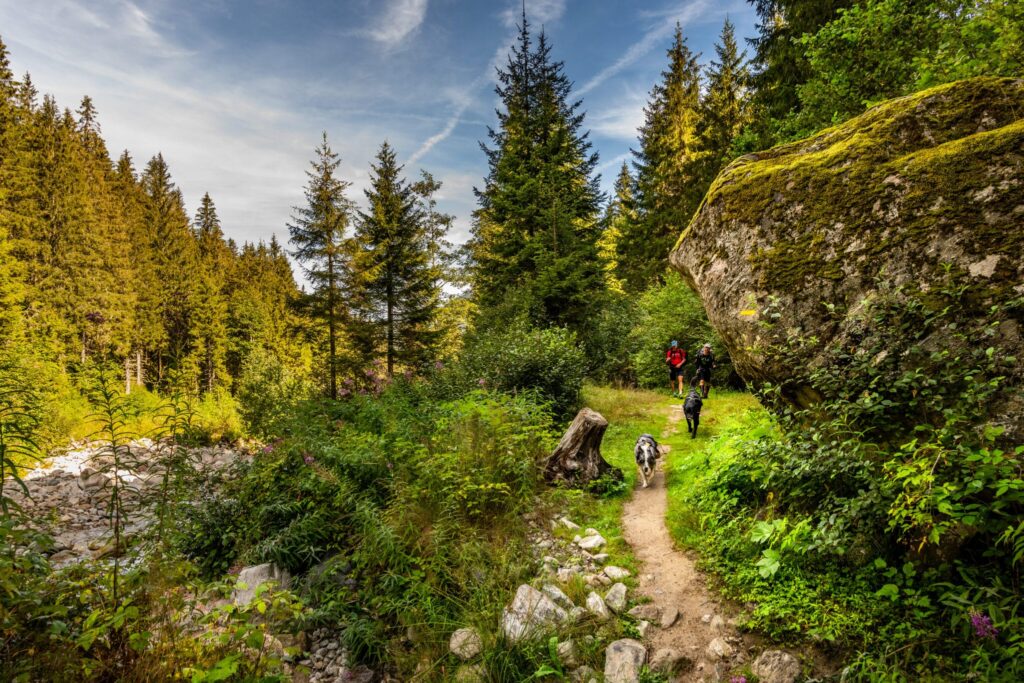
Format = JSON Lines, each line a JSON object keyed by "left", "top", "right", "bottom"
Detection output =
{"left": 598, "top": 162, "right": 638, "bottom": 295}
{"left": 747, "top": 0, "right": 853, "bottom": 141}
{"left": 352, "top": 142, "right": 440, "bottom": 376}
{"left": 470, "top": 14, "right": 604, "bottom": 332}
{"left": 288, "top": 133, "right": 353, "bottom": 399}
{"left": 190, "top": 193, "right": 230, "bottom": 392}
{"left": 624, "top": 25, "right": 703, "bottom": 292}
{"left": 699, "top": 18, "right": 751, "bottom": 175}
{"left": 141, "top": 153, "right": 198, "bottom": 383}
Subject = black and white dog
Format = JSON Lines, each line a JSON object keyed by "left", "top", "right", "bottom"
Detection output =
{"left": 683, "top": 389, "right": 703, "bottom": 438}
{"left": 634, "top": 433, "right": 660, "bottom": 488}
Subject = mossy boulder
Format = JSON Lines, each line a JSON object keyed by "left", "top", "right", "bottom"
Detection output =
{"left": 670, "top": 77, "right": 1024, "bottom": 438}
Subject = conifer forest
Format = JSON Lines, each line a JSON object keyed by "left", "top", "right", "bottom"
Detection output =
{"left": 1, "top": 1, "right": 1022, "bottom": 681}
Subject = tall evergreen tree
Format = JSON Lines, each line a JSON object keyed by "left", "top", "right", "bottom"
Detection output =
{"left": 352, "top": 142, "right": 440, "bottom": 376}
{"left": 699, "top": 18, "right": 751, "bottom": 175}
{"left": 470, "top": 14, "right": 604, "bottom": 332}
{"left": 746, "top": 0, "right": 853, "bottom": 140}
{"left": 190, "top": 193, "right": 230, "bottom": 392}
{"left": 598, "top": 162, "right": 638, "bottom": 295}
{"left": 288, "top": 133, "right": 353, "bottom": 399}
{"left": 141, "top": 153, "right": 198, "bottom": 382}
{"left": 623, "top": 25, "right": 703, "bottom": 292}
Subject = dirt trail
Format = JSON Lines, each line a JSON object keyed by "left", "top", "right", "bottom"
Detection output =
{"left": 622, "top": 403, "right": 754, "bottom": 682}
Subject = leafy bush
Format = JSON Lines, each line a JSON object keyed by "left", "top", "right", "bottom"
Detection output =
{"left": 678, "top": 276, "right": 1024, "bottom": 678}
{"left": 236, "top": 347, "right": 314, "bottom": 437}
{"left": 185, "top": 385, "right": 555, "bottom": 675}
{"left": 447, "top": 321, "right": 586, "bottom": 419}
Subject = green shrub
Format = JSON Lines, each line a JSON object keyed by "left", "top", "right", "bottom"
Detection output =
{"left": 185, "top": 385, "right": 555, "bottom": 676}
{"left": 679, "top": 277, "right": 1024, "bottom": 678}
{"left": 236, "top": 347, "right": 313, "bottom": 437}
{"left": 448, "top": 321, "right": 586, "bottom": 419}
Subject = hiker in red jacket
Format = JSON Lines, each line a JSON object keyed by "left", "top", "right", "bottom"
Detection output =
{"left": 666, "top": 340, "right": 687, "bottom": 397}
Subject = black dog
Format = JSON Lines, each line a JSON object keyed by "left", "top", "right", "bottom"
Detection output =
{"left": 683, "top": 389, "right": 703, "bottom": 438}
{"left": 634, "top": 434, "right": 660, "bottom": 488}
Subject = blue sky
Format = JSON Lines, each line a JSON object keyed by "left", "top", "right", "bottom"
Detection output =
{"left": 0, "top": 0, "right": 757, "bottom": 260}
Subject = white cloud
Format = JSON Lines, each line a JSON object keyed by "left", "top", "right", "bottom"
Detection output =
{"left": 366, "top": 0, "right": 429, "bottom": 48}
{"left": 577, "top": 0, "right": 710, "bottom": 96}
{"left": 589, "top": 88, "right": 647, "bottom": 141}
{"left": 500, "top": 0, "right": 566, "bottom": 29}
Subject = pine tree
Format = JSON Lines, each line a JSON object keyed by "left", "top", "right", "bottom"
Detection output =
{"left": 623, "top": 25, "right": 703, "bottom": 292}
{"left": 190, "top": 193, "right": 230, "bottom": 392}
{"left": 699, "top": 18, "right": 751, "bottom": 175}
{"left": 598, "top": 162, "right": 638, "bottom": 294}
{"left": 352, "top": 142, "right": 440, "bottom": 376}
{"left": 288, "top": 133, "right": 353, "bottom": 399}
{"left": 141, "top": 153, "right": 198, "bottom": 383}
{"left": 470, "top": 13, "right": 604, "bottom": 332}
{"left": 747, "top": 0, "right": 853, "bottom": 139}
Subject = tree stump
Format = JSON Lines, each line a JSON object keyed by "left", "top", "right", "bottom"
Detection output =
{"left": 544, "top": 408, "right": 623, "bottom": 488}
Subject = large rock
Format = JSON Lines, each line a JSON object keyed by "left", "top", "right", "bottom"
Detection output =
{"left": 501, "top": 584, "right": 568, "bottom": 642}
{"left": 670, "top": 77, "right": 1024, "bottom": 441}
{"left": 752, "top": 650, "right": 802, "bottom": 683}
{"left": 233, "top": 563, "right": 291, "bottom": 607}
{"left": 604, "top": 638, "right": 647, "bottom": 682}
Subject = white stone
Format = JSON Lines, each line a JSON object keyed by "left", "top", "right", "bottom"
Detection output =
{"left": 585, "top": 527, "right": 600, "bottom": 536}
{"left": 627, "top": 604, "right": 660, "bottom": 621}
{"left": 585, "top": 591, "right": 611, "bottom": 621}
{"left": 706, "top": 637, "right": 734, "bottom": 660}
{"left": 557, "top": 639, "right": 578, "bottom": 668}
{"left": 710, "top": 615, "right": 726, "bottom": 631}
{"left": 604, "top": 638, "right": 646, "bottom": 683}
{"left": 541, "top": 584, "right": 575, "bottom": 610}
{"left": 636, "top": 620, "right": 651, "bottom": 638}
{"left": 751, "top": 650, "right": 802, "bottom": 683}
{"left": 660, "top": 606, "right": 679, "bottom": 629}
{"left": 501, "top": 584, "right": 568, "bottom": 642}
{"left": 605, "top": 582, "right": 628, "bottom": 613}
{"left": 449, "top": 628, "right": 482, "bottom": 660}
{"left": 591, "top": 553, "right": 610, "bottom": 564}
{"left": 603, "top": 566, "right": 631, "bottom": 580}
{"left": 233, "top": 563, "right": 291, "bottom": 607}
{"left": 576, "top": 534, "right": 606, "bottom": 551}
{"left": 559, "top": 517, "right": 581, "bottom": 530}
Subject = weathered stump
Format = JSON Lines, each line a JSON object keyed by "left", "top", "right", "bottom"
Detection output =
{"left": 544, "top": 408, "right": 623, "bottom": 488}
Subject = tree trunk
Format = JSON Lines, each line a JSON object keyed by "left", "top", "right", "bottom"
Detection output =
{"left": 327, "top": 254, "right": 337, "bottom": 400}
{"left": 124, "top": 357, "right": 131, "bottom": 395}
{"left": 544, "top": 408, "right": 623, "bottom": 489}
{"left": 386, "top": 277, "right": 394, "bottom": 378}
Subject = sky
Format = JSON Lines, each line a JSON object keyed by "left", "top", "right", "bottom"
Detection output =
{"left": 0, "top": 0, "right": 758, "bottom": 270}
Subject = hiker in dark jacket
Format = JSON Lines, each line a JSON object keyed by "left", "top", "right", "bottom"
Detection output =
{"left": 693, "top": 343, "right": 716, "bottom": 398}
{"left": 666, "top": 340, "right": 687, "bottom": 397}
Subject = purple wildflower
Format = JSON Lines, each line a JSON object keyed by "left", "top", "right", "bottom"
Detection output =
{"left": 262, "top": 445, "right": 274, "bottom": 454}
{"left": 970, "top": 610, "right": 998, "bottom": 639}
{"left": 477, "top": 378, "right": 487, "bottom": 387}
{"left": 434, "top": 360, "right": 444, "bottom": 370}
{"left": 730, "top": 677, "right": 747, "bottom": 683}
{"left": 303, "top": 454, "right": 315, "bottom": 466}
{"left": 386, "top": 461, "right": 393, "bottom": 470}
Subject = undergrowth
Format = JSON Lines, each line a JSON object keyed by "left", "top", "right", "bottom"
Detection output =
{"left": 664, "top": 277, "right": 1024, "bottom": 681}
